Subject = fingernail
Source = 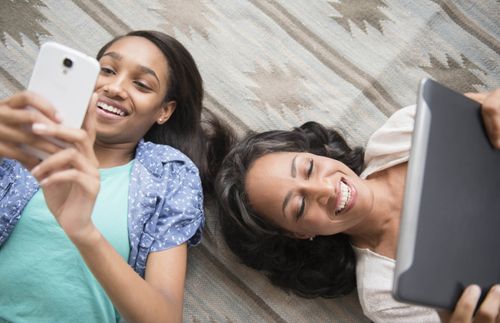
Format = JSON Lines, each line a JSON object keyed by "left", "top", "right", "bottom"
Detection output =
{"left": 54, "top": 112, "right": 63, "bottom": 123}
{"left": 32, "top": 123, "right": 48, "bottom": 133}
{"left": 31, "top": 166, "right": 39, "bottom": 175}
{"left": 467, "top": 285, "right": 481, "bottom": 297}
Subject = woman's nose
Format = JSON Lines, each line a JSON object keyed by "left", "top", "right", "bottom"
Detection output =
{"left": 306, "top": 179, "right": 334, "bottom": 206}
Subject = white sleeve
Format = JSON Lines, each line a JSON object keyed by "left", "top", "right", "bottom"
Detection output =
{"left": 354, "top": 247, "right": 440, "bottom": 323}
{"left": 360, "top": 105, "right": 416, "bottom": 179}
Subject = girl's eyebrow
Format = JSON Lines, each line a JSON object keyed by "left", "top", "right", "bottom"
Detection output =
{"left": 282, "top": 154, "right": 298, "bottom": 217}
{"left": 101, "top": 51, "right": 160, "bottom": 85}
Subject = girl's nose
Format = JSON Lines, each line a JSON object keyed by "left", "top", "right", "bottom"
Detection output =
{"left": 103, "top": 79, "right": 127, "bottom": 98}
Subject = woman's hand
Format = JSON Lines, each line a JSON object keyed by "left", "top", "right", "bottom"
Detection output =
{"left": 0, "top": 91, "right": 63, "bottom": 169}
{"left": 30, "top": 99, "right": 100, "bottom": 243}
{"left": 465, "top": 89, "right": 500, "bottom": 149}
{"left": 439, "top": 285, "right": 500, "bottom": 323}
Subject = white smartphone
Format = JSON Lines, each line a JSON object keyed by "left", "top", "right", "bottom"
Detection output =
{"left": 23, "top": 41, "right": 100, "bottom": 159}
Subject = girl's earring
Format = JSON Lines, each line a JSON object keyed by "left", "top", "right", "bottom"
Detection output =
{"left": 309, "top": 236, "right": 315, "bottom": 241}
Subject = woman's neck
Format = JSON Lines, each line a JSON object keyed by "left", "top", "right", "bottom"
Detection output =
{"left": 347, "top": 163, "right": 407, "bottom": 258}
{"left": 93, "top": 140, "right": 137, "bottom": 168}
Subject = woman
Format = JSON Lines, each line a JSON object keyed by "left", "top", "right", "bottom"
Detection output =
{"left": 0, "top": 31, "right": 218, "bottom": 322}
{"left": 215, "top": 89, "right": 500, "bottom": 322}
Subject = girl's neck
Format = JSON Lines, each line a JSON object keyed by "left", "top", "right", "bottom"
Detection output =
{"left": 347, "top": 164, "right": 407, "bottom": 258}
{"left": 94, "top": 140, "right": 137, "bottom": 168}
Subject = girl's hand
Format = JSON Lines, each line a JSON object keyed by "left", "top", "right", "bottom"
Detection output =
{"left": 465, "top": 89, "right": 500, "bottom": 149}
{"left": 439, "top": 285, "right": 500, "bottom": 323}
{"left": 0, "top": 91, "right": 63, "bottom": 169}
{"left": 30, "top": 99, "right": 100, "bottom": 243}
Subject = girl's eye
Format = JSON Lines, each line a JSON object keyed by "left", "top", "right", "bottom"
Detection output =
{"left": 100, "top": 67, "right": 114, "bottom": 75}
{"left": 134, "top": 81, "right": 151, "bottom": 90}
{"left": 307, "top": 158, "right": 314, "bottom": 178}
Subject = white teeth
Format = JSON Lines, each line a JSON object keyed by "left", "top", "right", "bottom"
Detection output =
{"left": 97, "top": 102, "right": 125, "bottom": 116}
{"left": 335, "top": 181, "right": 351, "bottom": 214}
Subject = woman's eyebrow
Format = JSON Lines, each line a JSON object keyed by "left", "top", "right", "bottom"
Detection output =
{"left": 281, "top": 155, "right": 298, "bottom": 217}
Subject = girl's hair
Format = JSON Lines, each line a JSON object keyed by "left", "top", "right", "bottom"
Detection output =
{"left": 97, "top": 30, "right": 231, "bottom": 194}
{"left": 215, "top": 121, "right": 364, "bottom": 298}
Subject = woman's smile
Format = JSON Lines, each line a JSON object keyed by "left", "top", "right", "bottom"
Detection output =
{"left": 334, "top": 177, "right": 357, "bottom": 216}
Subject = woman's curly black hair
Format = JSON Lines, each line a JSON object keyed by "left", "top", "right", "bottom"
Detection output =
{"left": 215, "top": 121, "right": 365, "bottom": 298}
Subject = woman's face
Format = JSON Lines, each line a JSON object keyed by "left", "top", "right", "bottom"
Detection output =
{"left": 93, "top": 36, "right": 175, "bottom": 144}
{"left": 245, "top": 152, "right": 374, "bottom": 238}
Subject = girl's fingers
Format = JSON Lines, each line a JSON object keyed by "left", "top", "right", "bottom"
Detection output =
{"left": 0, "top": 142, "right": 41, "bottom": 170}
{"left": 0, "top": 123, "right": 62, "bottom": 155}
{"left": 0, "top": 105, "right": 54, "bottom": 126}
{"left": 39, "top": 168, "right": 99, "bottom": 194}
{"left": 31, "top": 147, "right": 98, "bottom": 182}
{"left": 82, "top": 93, "right": 97, "bottom": 143}
{"left": 1, "top": 91, "right": 61, "bottom": 123}
{"left": 31, "top": 123, "right": 95, "bottom": 158}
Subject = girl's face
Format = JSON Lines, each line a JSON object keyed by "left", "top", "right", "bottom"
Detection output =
{"left": 93, "top": 36, "right": 175, "bottom": 144}
{"left": 245, "top": 152, "right": 374, "bottom": 239}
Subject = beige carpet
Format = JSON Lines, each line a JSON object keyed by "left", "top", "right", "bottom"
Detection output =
{"left": 1, "top": 0, "right": 499, "bottom": 322}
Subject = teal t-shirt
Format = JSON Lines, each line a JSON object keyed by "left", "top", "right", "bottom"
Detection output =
{"left": 0, "top": 161, "right": 133, "bottom": 323}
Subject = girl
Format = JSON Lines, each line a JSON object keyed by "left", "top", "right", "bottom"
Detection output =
{"left": 214, "top": 89, "right": 500, "bottom": 322}
{"left": 0, "top": 30, "right": 213, "bottom": 322}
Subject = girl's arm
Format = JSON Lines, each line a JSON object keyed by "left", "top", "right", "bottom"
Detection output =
{"left": 30, "top": 104, "right": 191, "bottom": 322}
{"left": 74, "top": 229, "right": 187, "bottom": 323}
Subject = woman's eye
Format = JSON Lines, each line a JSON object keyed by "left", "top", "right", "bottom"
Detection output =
{"left": 296, "top": 197, "right": 305, "bottom": 221}
{"left": 307, "top": 158, "right": 314, "bottom": 178}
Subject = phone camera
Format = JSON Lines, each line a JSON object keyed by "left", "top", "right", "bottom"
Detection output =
{"left": 63, "top": 58, "right": 73, "bottom": 68}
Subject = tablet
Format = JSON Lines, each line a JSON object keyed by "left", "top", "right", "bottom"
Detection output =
{"left": 392, "top": 78, "right": 500, "bottom": 310}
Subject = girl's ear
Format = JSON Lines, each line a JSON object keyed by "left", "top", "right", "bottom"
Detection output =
{"left": 157, "top": 101, "right": 176, "bottom": 125}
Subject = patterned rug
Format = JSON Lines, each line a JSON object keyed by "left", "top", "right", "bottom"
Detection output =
{"left": 1, "top": 1, "right": 498, "bottom": 322}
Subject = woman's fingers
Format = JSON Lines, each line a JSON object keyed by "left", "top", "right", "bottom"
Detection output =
{"left": 0, "top": 91, "right": 61, "bottom": 123}
{"left": 440, "top": 285, "right": 500, "bottom": 323}
{"left": 479, "top": 89, "right": 500, "bottom": 149}
{"left": 448, "top": 285, "right": 482, "bottom": 322}
{"left": 464, "top": 92, "right": 488, "bottom": 105}
{"left": 474, "top": 285, "right": 500, "bottom": 323}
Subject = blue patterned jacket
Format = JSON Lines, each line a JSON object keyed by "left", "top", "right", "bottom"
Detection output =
{"left": 0, "top": 140, "right": 204, "bottom": 277}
